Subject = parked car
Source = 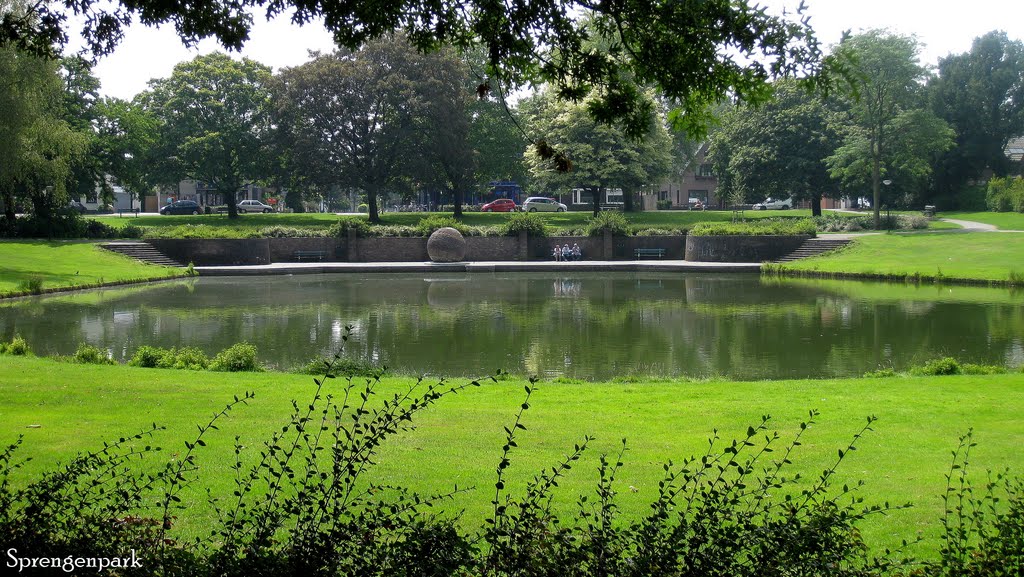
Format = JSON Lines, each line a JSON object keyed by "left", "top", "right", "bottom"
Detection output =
{"left": 68, "top": 200, "right": 87, "bottom": 214}
{"left": 522, "top": 197, "right": 567, "bottom": 212}
{"left": 481, "top": 198, "right": 518, "bottom": 212}
{"left": 160, "top": 200, "right": 202, "bottom": 215}
{"left": 237, "top": 199, "right": 274, "bottom": 213}
{"left": 753, "top": 197, "right": 793, "bottom": 210}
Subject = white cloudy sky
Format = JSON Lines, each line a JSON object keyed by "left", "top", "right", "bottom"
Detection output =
{"left": 82, "top": 0, "right": 1024, "bottom": 100}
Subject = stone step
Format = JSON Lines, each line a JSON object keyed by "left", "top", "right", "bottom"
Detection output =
{"left": 774, "top": 238, "right": 851, "bottom": 262}
{"left": 101, "top": 242, "right": 185, "bottom": 267}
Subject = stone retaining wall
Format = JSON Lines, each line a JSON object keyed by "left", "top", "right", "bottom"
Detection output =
{"left": 684, "top": 234, "right": 810, "bottom": 263}
{"left": 147, "top": 233, "right": 804, "bottom": 265}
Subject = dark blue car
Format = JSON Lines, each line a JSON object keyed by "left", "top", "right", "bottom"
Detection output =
{"left": 160, "top": 200, "right": 201, "bottom": 215}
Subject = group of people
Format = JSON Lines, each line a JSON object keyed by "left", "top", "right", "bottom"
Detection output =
{"left": 552, "top": 243, "right": 582, "bottom": 261}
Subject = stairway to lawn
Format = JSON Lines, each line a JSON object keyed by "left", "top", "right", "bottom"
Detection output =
{"left": 774, "top": 237, "right": 851, "bottom": 262}
{"left": 101, "top": 242, "right": 184, "bottom": 267}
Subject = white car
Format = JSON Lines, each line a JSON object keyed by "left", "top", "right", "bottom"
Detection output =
{"left": 522, "top": 197, "right": 567, "bottom": 212}
{"left": 753, "top": 197, "right": 793, "bottom": 210}
{"left": 237, "top": 199, "right": 274, "bottom": 213}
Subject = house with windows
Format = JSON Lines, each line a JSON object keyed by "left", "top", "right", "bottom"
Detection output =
{"left": 641, "top": 143, "right": 720, "bottom": 210}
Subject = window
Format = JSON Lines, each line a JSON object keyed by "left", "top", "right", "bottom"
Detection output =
{"left": 696, "top": 163, "right": 714, "bottom": 178}
{"left": 605, "top": 188, "right": 624, "bottom": 204}
{"left": 689, "top": 190, "right": 708, "bottom": 202}
{"left": 572, "top": 188, "right": 595, "bottom": 205}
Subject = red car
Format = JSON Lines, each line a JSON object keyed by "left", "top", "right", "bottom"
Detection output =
{"left": 481, "top": 198, "right": 518, "bottom": 212}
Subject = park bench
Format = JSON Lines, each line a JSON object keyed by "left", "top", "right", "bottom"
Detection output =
{"left": 923, "top": 205, "right": 936, "bottom": 217}
{"left": 634, "top": 248, "right": 666, "bottom": 259}
{"left": 293, "top": 250, "right": 327, "bottom": 262}
{"left": 118, "top": 208, "right": 140, "bottom": 217}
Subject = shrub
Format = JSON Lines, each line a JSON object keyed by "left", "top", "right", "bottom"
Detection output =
{"left": 170, "top": 346, "right": 210, "bottom": 370}
{"left": 210, "top": 342, "right": 262, "bottom": 372}
{"left": 656, "top": 199, "right": 671, "bottom": 210}
{"left": 912, "top": 357, "right": 961, "bottom": 376}
{"left": 501, "top": 211, "right": 549, "bottom": 237}
{"left": 119, "top": 224, "right": 145, "bottom": 239}
{"left": 128, "top": 345, "right": 170, "bottom": 368}
{"left": 357, "top": 202, "right": 369, "bottom": 213}
{"left": 83, "top": 219, "right": 118, "bottom": 239}
{"left": 864, "top": 367, "right": 898, "bottom": 378}
{"left": 17, "top": 276, "right": 44, "bottom": 295}
{"left": 986, "top": 176, "right": 1024, "bottom": 212}
{"left": 71, "top": 343, "right": 116, "bottom": 365}
{"left": 0, "top": 335, "right": 30, "bottom": 355}
{"left": 256, "top": 226, "right": 327, "bottom": 238}
{"left": 327, "top": 216, "right": 373, "bottom": 238}
{"left": 691, "top": 218, "right": 817, "bottom": 236}
{"left": 415, "top": 214, "right": 469, "bottom": 236}
{"left": 585, "top": 210, "right": 631, "bottom": 236}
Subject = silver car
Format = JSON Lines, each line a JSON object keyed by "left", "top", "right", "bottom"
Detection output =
{"left": 237, "top": 199, "right": 274, "bottom": 213}
{"left": 522, "top": 197, "right": 567, "bottom": 212}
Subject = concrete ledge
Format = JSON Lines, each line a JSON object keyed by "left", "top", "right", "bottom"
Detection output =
{"left": 195, "top": 260, "right": 762, "bottom": 276}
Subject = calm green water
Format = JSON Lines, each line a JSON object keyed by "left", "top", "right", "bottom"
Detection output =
{"left": 1, "top": 273, "right": 1021, "bottom": 380}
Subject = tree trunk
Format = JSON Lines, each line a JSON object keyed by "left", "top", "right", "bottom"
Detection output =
{"left": 871, "top": 124, "right": 882, "bottom": 230}
{"left": 367, "top": 185, "right": 380, "bottom": 223}
{"left": 224, "top": 188, "right": 239, "bottom": 219}
{"left": 811, "top": 191, "right": 822, "bottom": 217}
{"left": 592, "top": 187, "right": 601, "bottom": 217}
{"left": 1, "top": 186, "right": 15, "bottom": 222}
{"left": 623, "top": 187, "right": 634, "bottom": 212}
{"left": 453, "top": 186, "right": 463, "bottom": 219}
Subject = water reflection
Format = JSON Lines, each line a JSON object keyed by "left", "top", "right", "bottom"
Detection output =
{"left": 1, "top": 273, "right": 1021, "bottom": 380}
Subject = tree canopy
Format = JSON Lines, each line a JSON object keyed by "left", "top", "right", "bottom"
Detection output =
{"left": 707, "top": 80, "right": 840, "bottom": 216}
{"left": 140, "top": 52, "right": 274, "bottom": 218}
{"left": 1, "top": 0, "right": 831, "bottom": 138}
{"left": 522, "top": 89, "right": 671, "bottom": 215}
{"left": 929, "top": 31, "right": 1024, "bottom": 201}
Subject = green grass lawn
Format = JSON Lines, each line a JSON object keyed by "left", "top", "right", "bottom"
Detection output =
{"left": 942, "top": 211, "right": 1024, "bottom": 230}
{"left": 0, "top": 241, "right": 188, "bottom": 297}
{"left": 773, "top": 231, "right": 1024, "bottom": 284}
{"left": 1, "top": 354, "right": 1022, "bottom": 558}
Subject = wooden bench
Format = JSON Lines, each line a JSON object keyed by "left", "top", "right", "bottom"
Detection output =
{"left": 634, "top": 248, "right": 666, "bottom": 259}
{"left": 294, "top": 250, "right": 327, "bottom": 262}
{"left": 118, "top": 208, "right": 140, "bottom": 217}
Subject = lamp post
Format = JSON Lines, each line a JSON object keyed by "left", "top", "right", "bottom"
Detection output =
{"left": 881, "top": 179, "right": 892, "bottom": 228}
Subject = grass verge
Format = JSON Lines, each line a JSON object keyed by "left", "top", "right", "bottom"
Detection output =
{"left": 767, "top": 231, "right": 1024, "bottom": 285}
{"left": 0, "top": 241, "right": 189, "bottom": 298}
{"left": 942, "top": 211, "right": 1024, "bottom": 230}
{"left": 1, "top": 354, "right": 1022, "bottom": 558}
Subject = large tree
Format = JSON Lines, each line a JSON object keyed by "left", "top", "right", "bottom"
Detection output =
{"left": 928, "top": 31, "right": 1024, "bottom": 204}
{"left": 708, "top": 80, "right": 841, "bottom": 216}
{"left": 827, "top": 31, "right": 952, "bottom": 226}
{"left": 142, "top": 52, "right": 274, "bottom": 218}
{"left": 522, "top": 90, "right": 671, "bottom": 216}
{"left": 3, "top": 0, "right": 831, "bottom": 140}
{"left": 0, "top": 24, "right": 89, "bottom": 222}
{"left": 274, "top": 36, "right": 444, "bottom": 223}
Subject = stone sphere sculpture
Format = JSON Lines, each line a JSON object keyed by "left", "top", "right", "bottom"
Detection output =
{"left": 426, "top": 227, "right": 467, "bottom": 262}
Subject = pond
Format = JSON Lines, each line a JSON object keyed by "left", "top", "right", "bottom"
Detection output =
{"left": 1, "top": 272, "right": 1022, "bottom": 380}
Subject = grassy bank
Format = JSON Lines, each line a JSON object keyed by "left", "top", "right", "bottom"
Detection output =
{"left": 769, "top": 231, "right": 1024, "bottom": 285}
{"left": 942, "top": 211, "right": 1024, "bottom": 230}
{"left": 1, "top": 354, "right": 1022, "bottom": 557}
{"left": 0, "top": 241, "right": 189, "bottom": 298}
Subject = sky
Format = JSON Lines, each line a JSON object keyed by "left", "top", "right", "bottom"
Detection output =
{"left": 83, "top": 0, "right": 1024, "bottom": 101}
